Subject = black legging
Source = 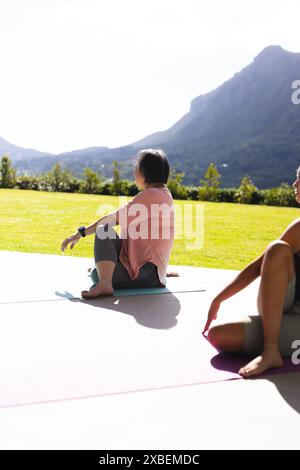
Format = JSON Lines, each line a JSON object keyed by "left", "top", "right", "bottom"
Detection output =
{"left": 91, "top": 225, "right": 162, "bottom": 289}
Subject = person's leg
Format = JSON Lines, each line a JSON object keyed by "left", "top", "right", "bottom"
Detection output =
{"left": 81, "top": 225, "right": 122, "bottom": 298}
{"left": 209, "top": 307, "right": 300, "bottom": 360}
{"left": 88, "top": 261, "right": 161, "bottom": 291}
{"left": 208, "top": 322, "right": 245, "bottom": 352}
{"left": 112, "top": 262, "right": 162, "bottom": 289}
{"left": 82, "top": 226, "right": 161, "bottom": 297}
{"left": 207, "top": 240, "right": 295, "bottom": 377}
{"left": 239, "top": 240, "right": 294, "bottom": 376}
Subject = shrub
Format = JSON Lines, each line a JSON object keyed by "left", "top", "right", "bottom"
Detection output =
{"left": 187, "top": 187, "right": 199, "bottom": 200}
{"left": 167, "top": 170, "right": 188, "bottom": 199}
{"left": 235, "top": 176, "right": 260, "bottom": 204}
{"left": 260, "top": 183, "right": 297, "bottom": 207}
{"left": 198, "top": 186, "right": 219, "bottom": 202}
{"left": 41, "top": 164, "right": 81, "bottom": 192}
{"left": 16, "top": 175, "right": 32, "bottom": 190}
{"left": 216, "top": 188, "right": 236, "bottom": 203}
{"left": 79, "top": 167, "right": 103, "bottom": 194}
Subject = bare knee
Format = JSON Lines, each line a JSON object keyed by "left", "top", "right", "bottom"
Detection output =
{"left": 207, "top": 323, "right": 244, "bottom": 352}
{"left": 208, "top": 325, "right": 225, "bottom": 350}
{"left": 263, "top": 240, "right": 294, "bottom": 276}
{"left": 265, "top": 240, "right": 292, "bottom": 259}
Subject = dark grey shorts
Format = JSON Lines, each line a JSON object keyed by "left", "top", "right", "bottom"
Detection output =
{"left": 244, "top": 274, "right": 300, "bottom": 357}
{"left": 91, "top": 225, "right": 161, "bottom": 289}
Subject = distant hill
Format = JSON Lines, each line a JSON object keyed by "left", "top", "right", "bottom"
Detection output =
{"left": 0, "top": 136, "right": 53, "bottom": 161}
{"left": 3, "top": 45, "right": 300, "bottom": 188}
{"left": 12, "top": 144, "right": 136, "bottom": 180}
{"left": 131, "top": 45, "right": 300, "bottom": 188}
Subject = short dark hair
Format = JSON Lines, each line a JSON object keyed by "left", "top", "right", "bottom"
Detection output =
{"left": 136, "top": 149, "right": 170, "bottom": 184}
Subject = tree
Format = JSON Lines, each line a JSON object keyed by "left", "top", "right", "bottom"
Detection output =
{"left": 0, "top": 155, "right": 16, "bottom": 188}
{"left": 235, "top": 176, "right": 259, "bottom": 204}
{"left": 112, "top": 160, "right": 122, "bottom": 195}
{"left": 167, "top": 169, "right": 188, "bottom": 199}
{"left": 44, "top": 163, "right": 80, "bottom": 192}
{"left": 79, "top": 167, "right": 103, "bottom": 194}
{"left": 201, "top": 163, "right": 221, "bottom": 189}
{"left": 198, "top": 163, "right": 221, "bottom": 201}
{"left": 261, "top": 183, "right": 296, "bottom": 207}
{"left": 45, "top": 163, "right": 64, "bottom": 191}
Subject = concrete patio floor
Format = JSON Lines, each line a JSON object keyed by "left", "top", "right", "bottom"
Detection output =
{"left": 0, "top": 250, "right": 299, "bottom": 450}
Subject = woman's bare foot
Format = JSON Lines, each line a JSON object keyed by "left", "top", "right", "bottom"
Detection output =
{"left": 239, "top": 347, "right": 283, "bottom": 378}
{"left": 81, "top": 282, "right": 113, "bottom": 299}
{"left": 166, "top": 272, "right": 180, "bottom": 277}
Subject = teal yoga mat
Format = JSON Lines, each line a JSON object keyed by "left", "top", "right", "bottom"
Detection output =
{"left": 89, "top": 283, "right": 205, "bottom": 297}
{"left": 89, "top": 269, "right": 206, "bottom": 297}
{"left": 114, "top": 287, "right": 205, "bottom": 296}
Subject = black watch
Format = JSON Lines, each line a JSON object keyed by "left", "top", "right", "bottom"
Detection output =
{"left": 77, "top": 226, "right": 86, "bottom": 237}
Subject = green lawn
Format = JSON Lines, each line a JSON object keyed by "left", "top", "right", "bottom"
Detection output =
{"left": 0, "top": 188, "right": 299, "bottom": 269}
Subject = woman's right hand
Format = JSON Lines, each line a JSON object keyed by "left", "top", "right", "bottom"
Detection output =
{"left": 61, "top": 233, "right": 81, "bottom": 252}
{"left": 202, "top": 298, "right": 221, "bottom": 334}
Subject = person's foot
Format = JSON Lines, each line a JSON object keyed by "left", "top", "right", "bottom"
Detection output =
{"left": 81, "top": 282, "right": 113, "bottom": 299}
{"left": 239, "top": 347, "right": 283, "bottom": 378}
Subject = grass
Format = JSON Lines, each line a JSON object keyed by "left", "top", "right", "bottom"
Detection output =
{"left": 0, "top": 188, "right": 299, "bottom": 270}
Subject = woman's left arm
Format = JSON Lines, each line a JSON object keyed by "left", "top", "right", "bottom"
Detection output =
{"left": 85, "top": 212, "right": 119, "bottom": 236}
{"left": 61, "top": 212, "right": 119, "bottom": 252}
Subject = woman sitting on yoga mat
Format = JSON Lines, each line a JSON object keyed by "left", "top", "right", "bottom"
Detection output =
{"left": 203, "top": 166, "right": 300, "bottom": 378}
{"left": 61, "top": 149, "right": 175, "bottom": 299}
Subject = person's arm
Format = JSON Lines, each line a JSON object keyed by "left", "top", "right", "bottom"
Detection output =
{"left": 85, "top": 212, "right": 119, "bottom": 236}
{"left": 61, "top": 211, "right": 120, "bottom": 252}
{"left": 217, "top": 217, "right": 300, "bottom": 301}
{"left": 213, "top": 254, "right": 263, "bottom": 304}
{"left": 61, "top": 191, "right": 145, "bottom": 252}
{"left": 202, "top": 254, "right": 264, "bottom": 333}
{"left": 84, "top": 191, "right": 148, "bottom": 241}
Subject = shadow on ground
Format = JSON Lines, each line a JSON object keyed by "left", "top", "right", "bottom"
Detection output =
{"left": 211, "top": 352, "right": 300, "bottom": 414}
{"left": 55, "top": 290, "right": 181, "bottom": 330}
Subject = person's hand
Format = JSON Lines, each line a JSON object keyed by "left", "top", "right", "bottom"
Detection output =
{"left": 61, "top": 233, "right": 81, "bottom": 252}
{"left": 202, "top": 298, "right": 221, "bottom": 334}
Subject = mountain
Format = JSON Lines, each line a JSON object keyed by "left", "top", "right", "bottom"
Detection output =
{"left": 131, "top": 45, "right": 300, "bottom": 187}
{"left": 4, "top": 45, "right": 300, "bottom": 188}
{"left": 13, "top": 144, "right": 136, "bottom": 180}
{"left": 0, "top": 136, "right": 53, "bottom": 161}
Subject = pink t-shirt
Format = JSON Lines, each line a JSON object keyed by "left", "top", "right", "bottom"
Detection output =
{"left": 115, "top": 186, "right": 174, "bottom": 286}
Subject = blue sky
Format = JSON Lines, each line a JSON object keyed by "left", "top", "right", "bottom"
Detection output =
{"left": 0, "top": 0, "right": 299, "bottom": 154}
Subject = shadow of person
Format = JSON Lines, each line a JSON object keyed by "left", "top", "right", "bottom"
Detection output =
{"left": 211, "top": 352, "right": 300, "bottom": 414}
{"left": 55, "top": 289, "right": 181, "bottom": 330}
{"left": 211, "top": 351, "right": 251, "bottom": 373}
{"left": 263, "top": 373, "right": 300, "bottom": 414}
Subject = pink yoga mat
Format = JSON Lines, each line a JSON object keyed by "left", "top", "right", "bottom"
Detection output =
{"left": 1, "top": 321, "right": 299, "bottom": 409}
{"left": 2, "top": 252, "right": 297, "bottom": 409}
{"left": 210, "top": 350, "right": 300, "bottom": 377}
